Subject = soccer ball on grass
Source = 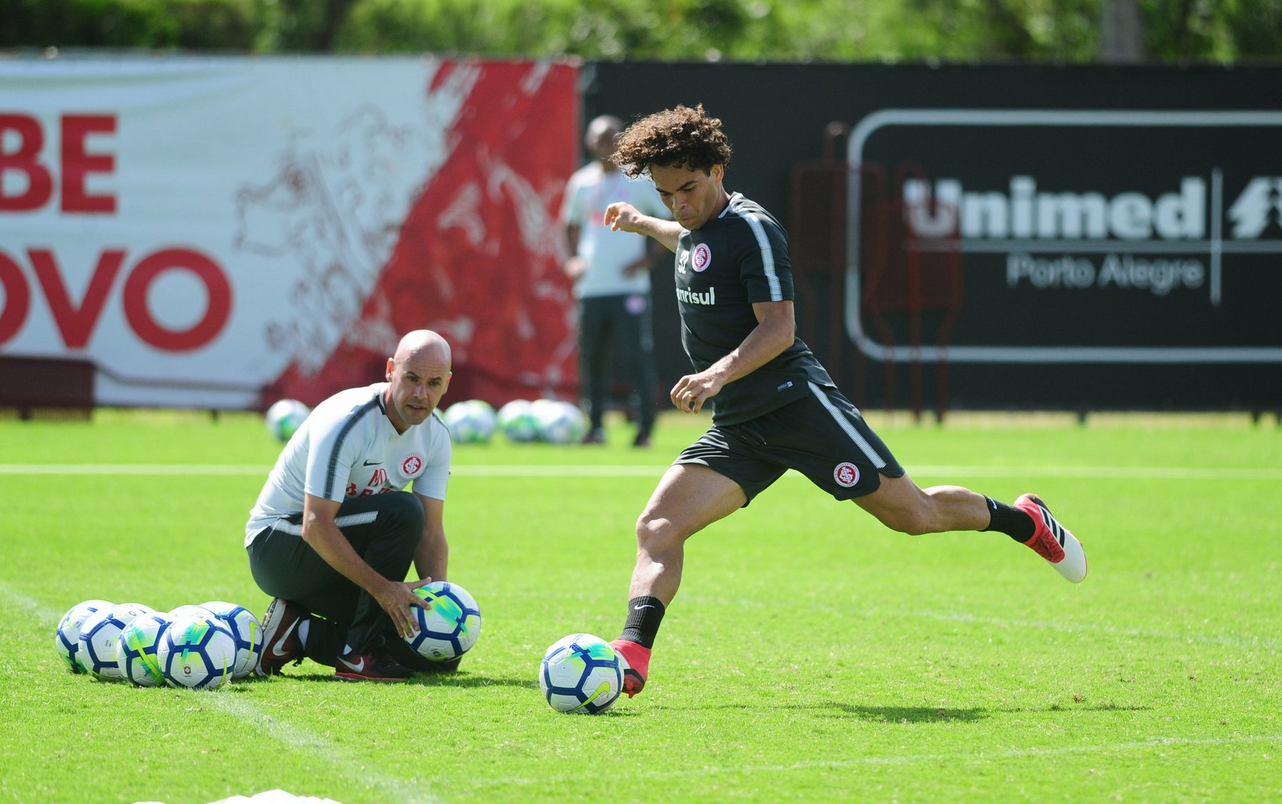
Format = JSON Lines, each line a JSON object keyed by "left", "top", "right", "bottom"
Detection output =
{"left": 117, "top": 613, "right": 172, "bottom": 687}
{"left": 497, "top": 399, "right": 539, "bottom": 443}
{"left": 55, "top": 599, "right": 113, "bottom": 674}
{"left": 77, "top": 603, "right": 155, "bottom": 681}
{"left": 265, "top": 398, "right": 310, "bottom": 442}
{"left": 539, "top": 633, "right": 625, "bottom": 714}
{"left": 158, "top": 613, "right": 237, "bottom": 689}
{"left": 533, "top": 399, "right": 587, "bottom": 444}
{"left": 201, "top": 601, "right": 262, "bottom": 679}
{"left": 442, "top": 400, "right": 497, "bottom": 444}
{"left": 404, "top": 582, "right": 481, "bottom": 663}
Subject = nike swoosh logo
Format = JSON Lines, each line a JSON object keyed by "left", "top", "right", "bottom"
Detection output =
{"left": 270, "top": 618, "right": 300, "bottom": 657}
{"left": 338, "top": 655, "right": 365, "bottom": 673}
{"left": 363, "top": 460, "right": 382, "bottom": 466}
{"left": 633, "top": 605, "right": 655, "bottom": 611}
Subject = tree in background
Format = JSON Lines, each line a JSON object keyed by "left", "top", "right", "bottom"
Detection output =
{"left": 2, "top": 0, "right": 1280, "bottom": 61}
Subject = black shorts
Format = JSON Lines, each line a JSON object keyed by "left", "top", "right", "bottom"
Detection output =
{"left": 675, "top": 383, "right": 904, "bottom": 505}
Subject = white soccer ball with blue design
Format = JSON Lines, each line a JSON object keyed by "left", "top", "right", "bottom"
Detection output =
{"left": 405, "top": 582, "right": 481, "bottom": 663}
{"left": 533, "top": 399, "right": 587, "bottom": 444}
{"left": 55, "top": 599, "right": 113, "bottom": 674}
{"left": 265, "top": 398, "right": 310, "bottom": 442}
{"left": 497, "top": 399, "right": 540, "bottom": 443}
{"left": 539, "top": 633, "right": 625, "bottom": 714}
{"left": 77, "top": 602, "right": 155, "bottom": 681}
{"left": 166, "top": 604, "right": 214, "bottom": 621}
{"left": 117, "top": 613, "right": 172, "bottom": 687}
{"left": 201, "top": 601, "right": 262, "bottom": 679}
{"left": 158, "top": 613, "right": 237, "bottom": 689}
{"left": 442, "top": 400, "right": 497, "bottom": 444}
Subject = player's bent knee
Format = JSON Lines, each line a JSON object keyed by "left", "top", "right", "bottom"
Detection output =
{"left": 376, "top": 493, "right": 426, "bottom": 542}
{"left": 635, "top": 513, "right": 684, "bottom": 554}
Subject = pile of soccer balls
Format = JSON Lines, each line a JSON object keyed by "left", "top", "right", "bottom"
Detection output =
{"left": 444, "top": 398, "right": 587, "bottom": 445}
{"left": 55, "top": 600, "right": 260, "bottom": 689}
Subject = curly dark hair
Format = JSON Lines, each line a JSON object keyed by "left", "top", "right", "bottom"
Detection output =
{"left": 612, "top": 104, "right": 732, "bottom": 179}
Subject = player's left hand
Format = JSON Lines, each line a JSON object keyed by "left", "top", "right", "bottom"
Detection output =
{"left": 670, "top": 372, "right": 722, "bottom": 414}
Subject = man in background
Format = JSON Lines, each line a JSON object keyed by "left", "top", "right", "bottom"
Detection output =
{"left": 561, "top": 114, "right": 670, "bottom": 447}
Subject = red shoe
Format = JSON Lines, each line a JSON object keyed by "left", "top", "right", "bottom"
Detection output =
{"left": 334, "top": 651, "right": 413, "bottom": 682}
{"left": 255, "top": 598, "right": 308, "bottom": 676}
{"left": 1015, "top": 494, "right": 1088, "bottom": 583}
{"left": 609, "top": 639, "right": 651, "bottom": 698}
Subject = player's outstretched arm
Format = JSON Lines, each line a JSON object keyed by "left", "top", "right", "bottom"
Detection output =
{"left": 604, "top": 201, "right": 683, "bottom": 253}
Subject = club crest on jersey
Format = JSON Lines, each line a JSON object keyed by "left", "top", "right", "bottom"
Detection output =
{"left": 833, "top": 462, "right": 860, "bottom": 488}
{"left": 692, "top": 243, "right": 712, "bottom": 272}
{"left": 401, "top": 454, "right": 425, "bottom": 478}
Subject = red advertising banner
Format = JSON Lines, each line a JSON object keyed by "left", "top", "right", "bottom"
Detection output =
{"left": 0, "top": 57, "right": 579, "bottom": 410}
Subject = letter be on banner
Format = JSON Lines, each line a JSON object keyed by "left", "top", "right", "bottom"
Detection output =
{"left": 0, "top": 113, "right": 116, "bottom": 213}
{"left": 0, "top": 114, "right": 54, "bottom": 212}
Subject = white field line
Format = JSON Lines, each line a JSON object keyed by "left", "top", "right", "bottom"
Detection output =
{"left": 468, "top": 733, "right": 1282, "bottom": 789}
{"left": 0, "top": 581, "right": 60, "bottom": 621}
{"left": 0, "top": 583, "right": 443, "bottom": 804}
{"left": 209, "top": 696, "right": 444, "bottom": 804}
{"left": 0, "top": 463, "right": 1279, "bottom": 481}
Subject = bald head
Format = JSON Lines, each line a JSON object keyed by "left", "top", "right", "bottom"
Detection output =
{"left": 384, "top": 330, "right": 452, "bottom": 433}
{"left": 586, "top": 115, "right": 623, "bottom": 163}
{"left": 393, "top": 329, "right": 451, "bottom": 368}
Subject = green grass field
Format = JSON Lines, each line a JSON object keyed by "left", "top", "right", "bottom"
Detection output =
{"left": 1, "top": 409, "right": 1279, "bottom": 804}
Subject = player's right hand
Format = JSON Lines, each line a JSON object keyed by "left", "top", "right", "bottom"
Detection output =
{"left": 604, "top": 201, "right": 643, "bottom": 233}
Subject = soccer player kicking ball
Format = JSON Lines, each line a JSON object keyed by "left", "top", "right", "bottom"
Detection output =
{"left": 600, "top": 105, "right": 1087, "bottom": 699}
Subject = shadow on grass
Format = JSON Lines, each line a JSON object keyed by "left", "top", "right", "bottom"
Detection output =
{"left": 263, "top": 671, "right": 539, "bottom": 690}
{"left": 683, "top": 701, "right": 1152, "bottom": 723}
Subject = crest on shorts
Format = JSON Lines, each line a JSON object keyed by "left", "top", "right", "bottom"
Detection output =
{"left": 692, "top": 243, "right": 712, "bottom": 272}
{"left": 833, "top": 462, "right": 860, "bottom": 488}
{"left": 401, "top": 454, "right": 425, "bottom": 478}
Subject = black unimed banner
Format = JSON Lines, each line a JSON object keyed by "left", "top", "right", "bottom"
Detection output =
{"left": 584, "top": 62, "right": 1282, "bottom": 411}
{"left": 850, "top": 109, "right": 1282, "bottom": 361}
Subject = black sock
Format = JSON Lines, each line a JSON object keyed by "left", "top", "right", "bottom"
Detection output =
{"left": 981, "top": 497, "right": 1035, "bottom": 542}
{"left": 619, "top": 596, "right": 666, "bottom": 649}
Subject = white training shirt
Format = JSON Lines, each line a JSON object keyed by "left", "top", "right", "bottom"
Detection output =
{"left": 245, "top": 383, "right": 452, "bottom": 546}
{"left": 560, "top": 161, "right": 670, "bottom": 299}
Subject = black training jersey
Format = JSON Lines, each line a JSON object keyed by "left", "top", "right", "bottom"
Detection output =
{"left": 674, "top": 192, "right": 834, "bottom": 425}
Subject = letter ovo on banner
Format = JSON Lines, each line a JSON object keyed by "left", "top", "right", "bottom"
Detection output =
{"left": 0, "top": 247, "right": 231, "bottom": 352}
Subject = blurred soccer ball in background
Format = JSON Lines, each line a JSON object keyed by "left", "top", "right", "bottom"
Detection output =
{"left": 265, "top": 398, "right": 310, "bottom": 442}
{"left": 442, "top": 400, "right": 497, "bottom": 444}
{"left": 497, "top": 399, "right": 540, "bottom": 443}
{"left": 533, "top": 399, "right": 587, "bottom": 444}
